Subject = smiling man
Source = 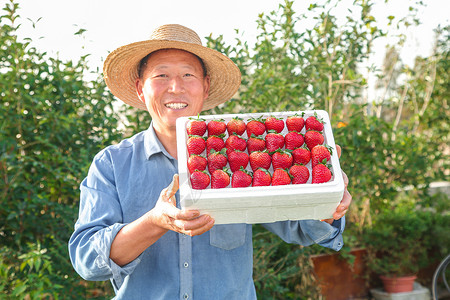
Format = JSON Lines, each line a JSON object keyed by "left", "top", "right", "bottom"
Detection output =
{"left": 69, "top": 24, "right": 352, "bottom": 299}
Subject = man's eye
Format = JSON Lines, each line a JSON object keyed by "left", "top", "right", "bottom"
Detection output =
{"left": 184, "top": 73, "right": 193, "bottom": 77}
{"left": 155, "top": 74, "right": 167, "bottom": 78}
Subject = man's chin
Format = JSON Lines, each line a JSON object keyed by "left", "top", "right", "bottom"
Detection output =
{"left": 153, "top": 108, "right": 203, "bottom": 130}
{"left": 168, "top": 108, "right": 202, "bottom": 119}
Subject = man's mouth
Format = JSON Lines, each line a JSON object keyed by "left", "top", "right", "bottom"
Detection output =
{"left": 165, "top": 103, "right": 188, "bottom": 109}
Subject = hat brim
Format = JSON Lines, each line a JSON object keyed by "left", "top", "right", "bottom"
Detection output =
{"left": 103, "top": 40, "right": 241, "bottom": 111}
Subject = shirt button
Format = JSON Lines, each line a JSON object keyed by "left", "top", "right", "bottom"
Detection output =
{"left": 183, "top": 262, "right": 189, "bottom": 268}
{"left": 183, "top": 293, "right": 189, "bottom": 299}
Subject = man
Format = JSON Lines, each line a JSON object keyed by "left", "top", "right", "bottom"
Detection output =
{"left": 69, "top": 24, "right": 352, "bottom": 299}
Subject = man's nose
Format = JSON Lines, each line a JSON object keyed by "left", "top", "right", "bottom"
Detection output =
{"left": 168, "top": 76, "right": 184, "bottom": 93}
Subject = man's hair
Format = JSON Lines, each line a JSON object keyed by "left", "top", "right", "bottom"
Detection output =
{"left": 138, "top": 49, "right": 208, "bottom": 79}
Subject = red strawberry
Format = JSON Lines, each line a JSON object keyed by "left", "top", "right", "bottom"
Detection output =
{"left": 252, "top": 168, "right": 272, "bottom": 187}
{"left": 265, "top": 130, "right": 285, "bottom": 153}
{"left": 247, "top": 134, "right": 266, "bottom": 153}
{"left": 265, "top": 116, "right": 284, "bottom": 133}
{"left": 225, "top": 134, "right": 247, "bottom": 156}
{"left": 311, "top": 145, "right": 332, "bottom": 168}
{"left": 227, "top": 116, "right": 246, "bottom": 136}
{"left": 271, "top": 149, "right": 293, "bottom": 170}
{"left": 206, "top": 135, "right": 225, "bottom": 155}
{"left": 207, "top": 119, "right": 227, "bottom": 136}
{"left": 304, "top": 130, "right": 324, "bottom": 150}
{"left": 246, "top": 117, "right": 266, "bottom": 137}
{"left": 211, "top": 168, "right": 231, "bottom": 189}
{"left": 228, "top": 150, "right": 249, "bottom": 172}
{"left": 231, "top": 166, "right": 253, "bottom": 188}
{"left": 272, "top": 168, "right": 292, "bottom": 186}
{"left": 312, "top": 163, "right": 332, "bottom": 183}
{"left": 249, "top": 150, "right": 271, "bottom": 172}
{"left": 187, "top": 135, "right": 206, "bottom": 155}
{"left": 190, "top": 170, "right": 210, "bottom": 190}
{"left": 289, "top": 164, "right": 310, "bottom": 184}
{"left": 305, "top": 114, "right": 324, "bottom": 132}
{"left": 187, "top": 154, "right": 207, "bottom": 174}
{"left": 286, "top": 113, "right": 305, "bottom": 132}
{"left": 284, "top": 131, "right": 304, "bottom": 150}
{"left": 207, "top": 149, "right": 227, "bottom": 173}
{"left": 186, "top": 115, "right": 206, "bottom": 136}
{"left": 292, "top": 147, "right": 311, "bottom": 165}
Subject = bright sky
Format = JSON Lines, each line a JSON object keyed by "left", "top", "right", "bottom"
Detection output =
{"left": 4, "top": 0, "right": 450, "bottom": 75}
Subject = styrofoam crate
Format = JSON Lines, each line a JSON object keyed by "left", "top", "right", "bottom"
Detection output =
{"left": 176, "top": 110, "right": 344, "bottom": 224}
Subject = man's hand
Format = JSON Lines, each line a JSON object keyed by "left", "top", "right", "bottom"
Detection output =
{"left": 110, "top": 174, "right": 215, "bottom": 266}
{"left": 322, "top": 145, "right": 352, "bottom": 224}
{"left": 148, "top": 174, "right": 215, "bottom": 236}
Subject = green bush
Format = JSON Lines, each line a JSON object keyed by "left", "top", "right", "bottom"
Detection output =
{"left": 205, "top": 1, "right": 448, "bottom": 296}
{"left": 252, "top": 225, "right": 322, "bottom": 299}
{"left": 362, "top": 201, "right": 450, "bottom": 277}
{"left": 0, "top": 1, "right": 121, "bottom": 298}
{"left": 363, "top": 208, "right": 432, "bottom": 276}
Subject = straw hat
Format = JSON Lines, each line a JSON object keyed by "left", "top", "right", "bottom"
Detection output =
{"left": 103, "top": 24, "right": 241, "bottom": 111}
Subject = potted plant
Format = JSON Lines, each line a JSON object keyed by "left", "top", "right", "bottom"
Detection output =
{"left": 362, "top": 206, "right": 432, "bottom": 293}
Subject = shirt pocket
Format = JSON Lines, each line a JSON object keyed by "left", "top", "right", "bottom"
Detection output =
{"left": 209, "top": 224, "right": 247, "bottom": 250}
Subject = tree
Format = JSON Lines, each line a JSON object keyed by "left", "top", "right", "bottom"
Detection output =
{"left": 204, "top": 0, "right": 448, "bottom": 297}
{"left": 0, "top": 1, "right": 121, "bottom": 298}
{"left": 205, "top": 0, "right": 384, "bottom": 119}
{"left": 1, "top": 0, "right": 447, "bottom": 298}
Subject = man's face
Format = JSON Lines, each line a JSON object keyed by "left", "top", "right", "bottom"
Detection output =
{"left": 136, "top": 49, "right": 210, "bottom": 132}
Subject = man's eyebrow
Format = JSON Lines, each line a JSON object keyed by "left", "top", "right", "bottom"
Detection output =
{"left": 152, "top": 64, "right": 200, "bottom": 72}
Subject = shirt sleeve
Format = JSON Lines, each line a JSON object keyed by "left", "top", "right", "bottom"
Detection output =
{"left": 261, "top": 217, "right": 345, "bottom": 251}
{"left": 68, "top": 151, "right": 140, "bottom": 289}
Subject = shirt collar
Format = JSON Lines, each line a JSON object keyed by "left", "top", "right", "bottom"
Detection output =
{"left": 144, "top": 122, "right": 175, "bottom": 160}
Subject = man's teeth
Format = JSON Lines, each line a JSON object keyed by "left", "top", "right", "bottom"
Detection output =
{"left": 165, "top": 103, "right": 187, "bottom": 109}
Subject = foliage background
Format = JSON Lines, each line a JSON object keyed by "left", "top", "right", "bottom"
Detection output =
{"left": 1, "top": 0, "right": 448, "bottom": 299}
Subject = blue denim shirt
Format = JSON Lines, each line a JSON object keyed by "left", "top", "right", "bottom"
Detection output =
{"left": 68, "top": 124, "right": 345, "bottom": 300}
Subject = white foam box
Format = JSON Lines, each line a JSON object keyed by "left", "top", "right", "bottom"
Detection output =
{"left": 176, "top": 110, "right": 344, "bottom": 224}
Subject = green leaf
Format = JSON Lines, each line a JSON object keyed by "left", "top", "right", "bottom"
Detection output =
{"left": 74, "top": 28, "right": 86, "bottom": 35}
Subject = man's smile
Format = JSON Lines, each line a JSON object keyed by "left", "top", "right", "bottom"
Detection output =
{"left": 165, "top": 102, "right": 188, "bottom": 109}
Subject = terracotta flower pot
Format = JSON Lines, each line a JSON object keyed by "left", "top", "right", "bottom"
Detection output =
{"left": 311, "top": 248, "right": 369, "bottom": 299}
{"left": 380, "top": 275, "right": 417, "bottom": 293}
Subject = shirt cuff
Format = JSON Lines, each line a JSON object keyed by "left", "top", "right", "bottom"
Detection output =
{"left": 300, "top": 216, "right": 345, "bottom": 251}
{"left": 90, "top": 223, "right": 141, "bottom": 289}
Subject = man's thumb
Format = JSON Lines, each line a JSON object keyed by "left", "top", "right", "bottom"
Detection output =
{"left": 336, "top": 144, "right": 342, "bottom": 159}
{"left": 166, "top": 174, "right": 179, "bottom": 199}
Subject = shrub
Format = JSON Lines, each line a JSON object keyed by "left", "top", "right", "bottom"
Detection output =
{"left": 0, "top": 2, "right": 121, "bottom": 298}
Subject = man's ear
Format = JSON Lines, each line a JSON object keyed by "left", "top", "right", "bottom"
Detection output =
{"left": 135, "top": 78, "right": 145, "bottom": 104}
{"left": 203, "top": 75, "right": 211, "bottom": 101}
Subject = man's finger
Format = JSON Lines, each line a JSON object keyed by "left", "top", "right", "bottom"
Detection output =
{"left": 160, "top": 201, "right": 182, "bottom": 217}
{"left": 342, "top": 170, "right": 349, "bottom": 188}
{"left": 322, "top": 218, "right": 334, "bottom": 224}
{"left": 333, "top": 189, "right": 352, "bottom": 220}
{"left": 162, "top": 174, "right": 179, "bottom": 206}
{"left": 166, "top": 174, "right": 179, "bottom": 198}
{"left": 173, "top": 209, "right": 200, "bottom": 221}
{"left": 174, "top": 214, "right": 215, "bottom": 236}
{"left": 336, "top": 144, "right": 342, "bottom": 158}
{"left": 188, "top": 218, "right": 215, "bottom": 236}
